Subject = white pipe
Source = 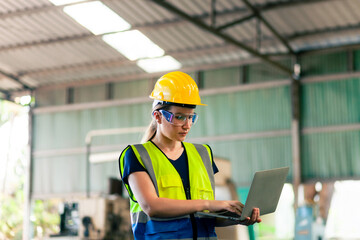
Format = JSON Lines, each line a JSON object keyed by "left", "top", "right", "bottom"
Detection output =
{"left": 85, "top": 126, "right": 147, "bottom": 144}
{"left": 85, "top": 126, "right": 147, "bottom": 197}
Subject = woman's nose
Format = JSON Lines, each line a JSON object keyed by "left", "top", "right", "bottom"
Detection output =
{"left": 182, "top": 118, "right": 192, "bottom": 129}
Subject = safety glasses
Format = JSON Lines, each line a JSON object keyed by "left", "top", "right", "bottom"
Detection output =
{"left": 158, "top": 109, "right": 198, "bottom": 126}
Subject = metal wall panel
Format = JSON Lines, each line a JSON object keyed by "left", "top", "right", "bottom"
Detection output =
{"left": 301, "top": 78, "right": 360, "bottom": 127}
{"left": 301, "top": 130, "right": 360, "bottom": 181}
{"left": 35, "top": 88, "right": 67, "bottom": 107}
{"left": 33, "top": 153, "right": 119, "bottom": 196}
{"left": 247, "top": 59, "right": 291, "bottom": 83}
{"left": 32, "top": 103, "right": 151, "bottom": 196}
{"left": 208, "top": 136, "right": 293, "bottom": 186}
{"left": 300, "top": 51, "right": 348, "bottom": 76}
{"left": 33, "top": 155, "right": 86, "bottom": 196}
{"left": 188, "top": 86, "right": 291, "bottom": 139}
{"left": 33, "top": 111, "right": 82, "bottom": 151}
{"left": 354, "top": 50, "right": 360, "bottom": 71}
{"left": 203, "top": 67, "right": 241, "bottom": 89}
{"left": 74, "top": 84, "right": 107, "bottom": 103}
{"left": 113, "top": 78, "right": 151, "bottom": 99}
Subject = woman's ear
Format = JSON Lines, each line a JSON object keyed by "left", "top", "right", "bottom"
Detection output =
{"left": 153, "top": 110, "right": 162, "bottom": 124}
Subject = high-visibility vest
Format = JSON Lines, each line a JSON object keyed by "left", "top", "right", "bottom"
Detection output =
{"left": 119, "top": 141, "right": 217, "bottom": 240}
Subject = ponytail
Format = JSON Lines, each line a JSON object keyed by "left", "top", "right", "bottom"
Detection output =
{"left": 141, "top": 119, "right": 157, "bottom": 143}
{"left": 141, "top": 103, "right": 171, "bottom": 143}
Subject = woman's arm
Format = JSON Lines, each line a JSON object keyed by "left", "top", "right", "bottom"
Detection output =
{"left": 128, "top": 171, "right": 244, "bottom": 218}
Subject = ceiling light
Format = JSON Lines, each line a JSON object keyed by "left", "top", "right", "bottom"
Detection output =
{"left": 102, "top": 30, "right": 165, "bottom": 61}
{"left": 18, "top": 95, "right": 32, "bottom": 106}
{"left": 63, "top": 1, "right": 131, "bottom": 35}
{"left": 136, "top": 56, "right": 182, "bottom": 73}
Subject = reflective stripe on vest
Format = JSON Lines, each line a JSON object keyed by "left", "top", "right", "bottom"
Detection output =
{"left": 132, "top": 144, "right": 159, "bottom": 196}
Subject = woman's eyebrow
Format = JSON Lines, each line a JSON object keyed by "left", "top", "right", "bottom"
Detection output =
{"left": 173, "top": 112, "right": 193, "bottom": 115}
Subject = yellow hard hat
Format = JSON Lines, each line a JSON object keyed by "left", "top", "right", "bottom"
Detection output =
{"left": 150, "top": 71, "right": 206, "bottom": 106}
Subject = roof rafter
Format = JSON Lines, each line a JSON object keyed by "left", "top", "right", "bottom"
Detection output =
{"left": 241, "top": 0, "right": 295, "bottom": 55}
{"left": 217, "top": 0, "right": 335, "bottom": 31}
{"left": 0, "top": 69, "right": 33, "bottom": 91}
{"left": 0, "top": 88, "right": 11, "bottom": 100}
{"left": 151, "top": 0, "right": 292, "bottom": 75}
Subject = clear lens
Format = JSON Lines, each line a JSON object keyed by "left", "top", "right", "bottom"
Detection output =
{"left": 159, "top": 110, "right": 198, "bottom": 126}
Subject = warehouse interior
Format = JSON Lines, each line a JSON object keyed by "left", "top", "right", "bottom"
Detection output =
{"left": 1, "top": 0, "right": 360, "bottom": 239}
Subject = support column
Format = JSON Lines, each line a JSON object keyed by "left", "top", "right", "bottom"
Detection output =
{"left": 23, "top": 106, "right": 34, "bottom": 239}
{"left": 291, "top": 62, "right": 301, "bottom": 209}
{"left": 86, "top": 143, "right": 91, "bottom": 198}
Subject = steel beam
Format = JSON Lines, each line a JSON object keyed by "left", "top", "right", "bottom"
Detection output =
{"left": 0, "top": 69, "right": 33, "bottom": 91}
{"left": 241, "top": 0, "right": 295, "bottom": 55}
{"left": 217, "top": 0, "right": 334, "bottom": 31}
{"left": 151, "top": 0, "right": 292, "bottom": 75}
{"left": 210, "top": 0, "right": 216, "bottom": 27}
{"left": 0, "top": 89, "right": 11, "bottom": 99}
{"left": 216, "top": 14, "right": 253, "bottom": 31}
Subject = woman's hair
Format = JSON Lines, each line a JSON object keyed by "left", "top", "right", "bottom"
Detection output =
{"left": 140, "top": 103, "right": 172, "bottom": 143}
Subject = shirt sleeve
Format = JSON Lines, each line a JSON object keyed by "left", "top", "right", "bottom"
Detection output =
{"left": 122, "top": 146, "right": 147, "bottom": 185}
{"left": 212, "top": 158, "right": 219, "bottom": 174}
{"left": 205, "top": 144, "right": 219, "bottom": 175}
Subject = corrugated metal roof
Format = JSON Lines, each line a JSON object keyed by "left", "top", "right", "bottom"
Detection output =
{"left": 0, "top": 0, "right": 359, "bottom": 96}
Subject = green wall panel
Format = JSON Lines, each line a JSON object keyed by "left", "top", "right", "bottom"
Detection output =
{"left": 206, "top": 136, "right": 292, "bottom": 186}
{"left": 33, "top": 111, "right": 81, "bottom": 150}
{"left": 113, "top": 79, "right": 150, "bottom": 99}
{"left": 35, "top": 88, "right": 66, "bottom": 107}
{"left": 301, "top": 131, "right": 360, "bottom": 181}
{"left": 90, "top": 161, "right": 120, "bottom": 192}
{"left": 33, "top": 155, "right": 86, "bottom": 195}
{"left": 74, "top": 84, "right": 107, "bottom": 103}
{"left": 300, "top": 51, "right": 348, "bottom": 76}
{"left": 33, "top": 102, "right": 152, "bottom": 151}
{"left": 33, "top": 154, "right": 119, "bottom": 196}
{"left": 203, "top": 67, "right": 241, "bottom": 89}
{"left": 301, "top": 78, "right": 360, "bottom": 127}
{"left": 190, "top": 86, "right": 291, "bottom": 139}
{"left": 247, "top": 59, "right": 291, "bottom": 83}
{"left": 354, "top": 50, "right": 360, "bottom": 71}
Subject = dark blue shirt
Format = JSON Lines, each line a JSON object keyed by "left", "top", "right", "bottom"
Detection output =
{"left": 122, "top": 142, "right": 218, "bottom": 190}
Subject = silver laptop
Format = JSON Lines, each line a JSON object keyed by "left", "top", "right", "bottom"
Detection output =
{"left": 197, "top": 167, "right": 289, "bottom": 221}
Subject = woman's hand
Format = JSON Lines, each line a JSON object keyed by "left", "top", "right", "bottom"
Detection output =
{"left": 207, "top": 200, "right": 244, "bottom": 216}
{"left": 238, "top": 208, "right": 262, "bottom": 226}
{"left": 215, "top": 207, "right": 261, "bottom": 227}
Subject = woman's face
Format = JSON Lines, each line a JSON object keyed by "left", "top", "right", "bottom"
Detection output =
{"left": 156, "top": 105, "right": 196, "bottom": 142}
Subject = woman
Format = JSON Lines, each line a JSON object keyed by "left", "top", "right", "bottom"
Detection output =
{"left": 119, "top": 71, "right": 261, "bottom": 240}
